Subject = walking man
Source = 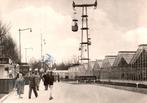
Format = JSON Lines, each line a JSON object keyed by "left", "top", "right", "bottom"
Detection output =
{"left": 48, "top": 70, "right": 54, "bottom": 100}
{"left": 42, "top": 71, "right": 49, "bottom": 90}
{"left": 34, "top": 68, "right": 41, "bottom": 91}
{"left": 28, "top": 71, "right": 38, "bottom": 99}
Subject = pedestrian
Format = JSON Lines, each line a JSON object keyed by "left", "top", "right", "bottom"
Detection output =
{"left": 15, "top": 73, "right": 25, "bottom": 98}
{"left": 48, "top": 71, "right": 55, "bottom": 100}
{"left": 42, "top": 71, "right": 50, "bottom": 90}
{"left": 57, "top": 73, "right": 60, "bottom": 82}
{"left": 34, "top": 68, "right": 41, "bottom": 91}
{"left": 28, "top": 71, "right": 38, "bottom": 99}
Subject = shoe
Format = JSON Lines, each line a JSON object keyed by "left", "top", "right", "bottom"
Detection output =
{"left": 49, "top": 96, "right": 53, "bottom": 100}
{"left": 36, "top": 95, "right": 38, "bottom": 98}
{"left": 19, "top": 96, "right": 23, "bottom": 99}
{"left": 29, "top": 97, "right": 31, "bottom": 99}
{"left": 37, "top": 87, "right": 39, "bottom": 91}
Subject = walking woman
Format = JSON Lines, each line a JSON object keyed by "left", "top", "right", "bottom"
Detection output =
{"left": 15, "top": 73, "right": 25, "bottom": 98}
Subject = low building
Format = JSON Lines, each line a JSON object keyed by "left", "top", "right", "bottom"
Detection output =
{"left": 93, "top": 59, "right": 103, "bottom": 79}
{"left": 130, "top": 44, "right": 147, "bottom": 80}
{"left": 113, "top": 51, "right": 136, "bottom": 80}
{"left": 54, "top": 70, "right": 69, "bottom": 80}
{"left": 101, "top": 55, "right": 117, "bottom": 80}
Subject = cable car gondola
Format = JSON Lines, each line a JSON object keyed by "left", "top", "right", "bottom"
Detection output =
{"left": 72, "top": 19, "right": 78, "bottom": 32}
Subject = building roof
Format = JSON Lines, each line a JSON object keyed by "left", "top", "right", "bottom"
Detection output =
{"left": 83, "top": 63, "right": 88, "bottom": 70}
{"left": 89, "top": 61, "right": 96, "bottom": 70}
{"left": 68, "top": 64, "right": 86, "bottom": 72}
{"left": 80, "top": 61, "right": 96, "bottom": 71}
{"left": 93, "top": 59, "right": 103, "bottom": 70}
{"left": 130, "top": 44, "right": 147, "bottom": 64}
{"left": 113, "top": 51, "right": 136, "bottom": 66}
{"left": 102, "top": 55, "right": 117, "bottom": 68}
{"left": 54, "top": 70, "right": 68, "bottom": 73}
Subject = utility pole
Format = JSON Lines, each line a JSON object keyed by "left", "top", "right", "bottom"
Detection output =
{"left": 18, "top": 28, "right": 32, "bottom": 63}
{"left": 40, "top": 34, "right": 46, "bottom": 72}
{"left": 41, "top": 33, "right": 43, "bottom": 71}
{"left": 25, "top": 48, "right": 33, "bottom": 63}
{"left": 72, "top": 1, "right": 97, "bottom": 75}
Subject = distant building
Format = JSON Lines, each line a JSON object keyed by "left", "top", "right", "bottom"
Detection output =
{"left": 68, "top": 61, "right": 96, "bottom": 79}
{"left": 54, "top": 70, "right": 69, "bottom": 80}
{"left": 101, "top": 55, "right": 117, "bottom": 80}
{"left": 113, "top": 51, "right": 136, "bottom": 80}
{"left": 130, "top": 44, "right": 147, "bottom": 80}
{"left": 93, "top": 59, "right": 103, "bottom": 79}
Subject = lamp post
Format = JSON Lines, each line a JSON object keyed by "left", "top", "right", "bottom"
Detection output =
{"left": 18, "top": 28, "right": 32, "bottom": 63}
{"left": 25, "top": 48, "right": 33, "bottom": 63}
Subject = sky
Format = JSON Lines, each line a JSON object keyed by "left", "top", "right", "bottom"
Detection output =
{"left": 0, "top": 0, "right": 147, "bottom": 63}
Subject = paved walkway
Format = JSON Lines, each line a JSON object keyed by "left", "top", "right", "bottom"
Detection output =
{"left": 2, "top": 81, "right": 147, "bottom": 103}
{"left": 2, "top": 80, "right": 61, "bottom": 103}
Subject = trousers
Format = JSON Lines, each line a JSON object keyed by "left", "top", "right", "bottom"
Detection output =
{"left": 29, "top": 87, "right": 38, "bottom": 98}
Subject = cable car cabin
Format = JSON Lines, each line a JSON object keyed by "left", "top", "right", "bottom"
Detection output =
{"left": 72, "top": 19, "right": 78, "bottom": 32}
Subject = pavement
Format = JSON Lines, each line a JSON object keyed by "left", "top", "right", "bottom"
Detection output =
{"left": 1, "top": 81, "right": 147, "bottom": 103}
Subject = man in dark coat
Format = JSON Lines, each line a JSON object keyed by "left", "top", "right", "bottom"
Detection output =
{"left": 28, "top": 71, "right": 38, "bottom": 99}
{"left": 34, "top": 68, "right": 41, "bottom": 91}
{"left": 48, "top": 71, "right": 54, "bottom": 100}
{"left": 42, "top": 72, "right": 50, "bottom": 90}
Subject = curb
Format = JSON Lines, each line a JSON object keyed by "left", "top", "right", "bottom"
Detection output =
{"left": 96, "top": 83, "right": 147, "bottom": 94}
{"left": 0, "top": 91, "right": 15, "bottom": 103}
{"left": 0, "top": 94, "right": 9, "bottom": 103}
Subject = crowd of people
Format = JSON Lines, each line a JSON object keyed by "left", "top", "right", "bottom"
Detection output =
{"left": 14, "top": 68, "right": 58, "bottom": 100}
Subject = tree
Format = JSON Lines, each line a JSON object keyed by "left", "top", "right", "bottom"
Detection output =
{"left": 0, "top": 21, "right": 20, "bottom": 63}
{"left": 30, "top": 60, "right": 50, "bottom": 72}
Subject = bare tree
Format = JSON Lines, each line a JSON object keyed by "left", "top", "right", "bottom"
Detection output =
{"left": 0, "top": 21, "right": 20, "bottom": 63}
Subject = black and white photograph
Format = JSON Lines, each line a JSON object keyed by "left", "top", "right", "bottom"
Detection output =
{"left": 0, "top": 0, "right": 147, "bottom": 103}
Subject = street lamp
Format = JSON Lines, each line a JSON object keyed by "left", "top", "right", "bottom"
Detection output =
{"left": 25, "top": 48, "right": 33, "bottom": 63}
{"left": 18, "top": 28, "right": 32, "bottom": 63}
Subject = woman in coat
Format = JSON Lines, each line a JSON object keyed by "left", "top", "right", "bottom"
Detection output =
{"left": 15, "top": 73, "right": 25, "bottom": 98}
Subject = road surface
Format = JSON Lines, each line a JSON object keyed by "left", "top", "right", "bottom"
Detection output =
{"left": 2, "top": 81, "right": 147, "bottom": 103}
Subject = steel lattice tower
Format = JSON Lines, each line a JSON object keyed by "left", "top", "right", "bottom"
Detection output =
{"left": 72, "top": 1, "right": 97, "bottom": 74}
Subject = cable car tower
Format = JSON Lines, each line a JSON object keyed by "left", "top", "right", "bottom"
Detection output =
{"left": 72, "top": 1, "right": 97, "bottom": 71}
